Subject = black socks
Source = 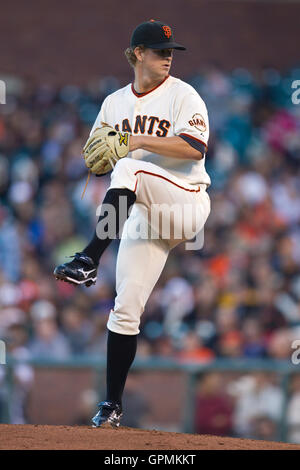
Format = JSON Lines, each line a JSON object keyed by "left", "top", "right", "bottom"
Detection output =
{"left": 83, "top": 188, "right": 136, "bottom": 265}
{"left": 84, "top": 190, "right": 138, "bottom": 406}
{"left": 106, "top": 330, "right": 138, "bottom": 406}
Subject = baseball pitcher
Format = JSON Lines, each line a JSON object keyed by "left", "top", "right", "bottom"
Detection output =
{"left": 54, "top": 19, "right": 211, "bottom": 428}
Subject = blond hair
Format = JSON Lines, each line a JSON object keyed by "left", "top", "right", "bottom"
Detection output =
{"left": 124, "top": 45, "right": 145, "bottom": 68}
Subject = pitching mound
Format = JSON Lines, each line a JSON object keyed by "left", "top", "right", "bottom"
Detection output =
{"left": 0, "top": 424, "right": 299, "bottom": 450}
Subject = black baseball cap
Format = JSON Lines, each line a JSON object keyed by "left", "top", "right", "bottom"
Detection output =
{"left": 130, "top": 20, "right": 186, "bottom": 50}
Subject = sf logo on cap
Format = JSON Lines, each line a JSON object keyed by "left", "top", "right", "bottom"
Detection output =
{"left": 162, "top": 26, "right": 172, "bottom": 38}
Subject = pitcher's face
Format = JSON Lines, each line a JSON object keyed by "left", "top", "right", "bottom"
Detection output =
{"left": 135, "top": 47, "right": 173, "bottom": 80}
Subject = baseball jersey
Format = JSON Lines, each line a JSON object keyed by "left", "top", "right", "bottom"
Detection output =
{"left": 90, "top": 75, "right": 211, "bottom": 187}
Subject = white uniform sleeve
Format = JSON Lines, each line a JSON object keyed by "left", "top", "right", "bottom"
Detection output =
{"left": 174, "top": 91, "right": 209, "bottom": 155}
{"left": 89, "top": 95, "right": 110, "bottom": 136}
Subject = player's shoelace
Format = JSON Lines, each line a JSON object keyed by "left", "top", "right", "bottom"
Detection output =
{"left": 66, "top": 253, "right": 95, "bottom": 268}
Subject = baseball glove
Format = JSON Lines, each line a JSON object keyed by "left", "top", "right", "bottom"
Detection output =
{"left": 83, "top": 123, "right": 131, "bottom": 175}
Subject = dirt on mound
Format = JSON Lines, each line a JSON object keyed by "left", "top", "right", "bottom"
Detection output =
{"left": 0, "top": 424, "right": 299, "bottom": 450}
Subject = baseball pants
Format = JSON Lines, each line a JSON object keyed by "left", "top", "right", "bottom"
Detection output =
{"left": 106, "top": 157, "right": 211, "bottom": 335}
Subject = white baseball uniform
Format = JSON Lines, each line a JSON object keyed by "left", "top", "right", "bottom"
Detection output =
{"left": 91, "top": 75, "right": 211, "bottom": 335}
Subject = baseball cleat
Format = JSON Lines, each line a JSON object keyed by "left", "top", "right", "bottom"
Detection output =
{"left": 91, "top": 401, "right": 123, "bottom": 428}
{"left": 53, "top": 252, "right": 98, "bottom": 287}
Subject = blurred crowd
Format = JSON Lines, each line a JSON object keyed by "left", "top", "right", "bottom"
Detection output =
{"left": 0, "top": 66, "right": 300, "bottom": 438}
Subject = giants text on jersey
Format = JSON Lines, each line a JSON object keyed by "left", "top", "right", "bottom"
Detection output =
{"left": 91, "top": 75, "right": 211, "bottom": 187}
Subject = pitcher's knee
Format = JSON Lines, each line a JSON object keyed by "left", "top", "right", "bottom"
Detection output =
{"left": 107, "top": 308, "right": 140, "bottom": 335}
{"left": 110, "top": 158, "right": 137, "bottom": 191}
